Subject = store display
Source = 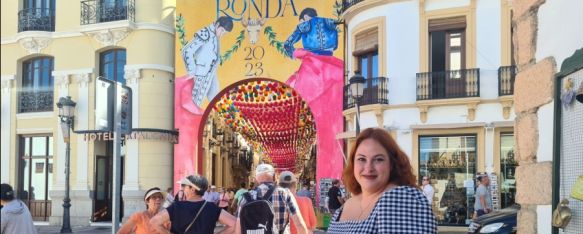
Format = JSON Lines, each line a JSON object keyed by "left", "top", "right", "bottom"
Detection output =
{"left": 489, "top": 173, "right": 500, "bottom": 211}
{"left": 500, "top": 139, "right": 517, "bottom": 209}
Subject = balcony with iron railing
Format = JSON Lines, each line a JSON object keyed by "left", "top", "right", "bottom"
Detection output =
{"left": 81, "top": 0, "right": 135, "bottom": 25}
{"left": 18, "top": 8, "right": 55, "bottom": 32}
{"left": 341, "top": 0, "right": 366, "bottom": 13}
{"left": 416, "top": 69, "right": 480, "bottom": 100}
{"left": 344, "top": 76, "right": 389, "bottom": 110}
{"left": 498, "top": 65, "right": 516, "bottom": 96}
{"left": 19, "top": 90, "right": 54, "bottom": 113}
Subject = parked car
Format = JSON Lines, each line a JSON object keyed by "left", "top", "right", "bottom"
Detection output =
{"left": 468, "top": 204, "right": 519, "bottom": 233}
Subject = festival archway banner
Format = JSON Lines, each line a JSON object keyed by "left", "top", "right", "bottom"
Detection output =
{"left": 175, "top": 0, "right": 345, "bottom": 202}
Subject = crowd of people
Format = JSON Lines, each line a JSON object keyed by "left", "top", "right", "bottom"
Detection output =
{"left": 1, "top": 128, "right": 445, "bottom": 233}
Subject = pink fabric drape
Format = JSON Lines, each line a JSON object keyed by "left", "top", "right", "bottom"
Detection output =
{"left": 286, "top": 49, "right": 345, "bottom": 204}
{"left": 173, "top": 76, "right": 202, "bottom": 193}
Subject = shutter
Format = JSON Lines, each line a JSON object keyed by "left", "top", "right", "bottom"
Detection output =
{"left": 354, "top": 28, "right": 378, "bottom": 54}
{"left": 429, "top": 16, "right": 466, "bottom": 32}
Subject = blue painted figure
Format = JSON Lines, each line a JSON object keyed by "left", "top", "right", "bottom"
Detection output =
{"left": 284, "top": 8, "right": 338, "bottom": 57}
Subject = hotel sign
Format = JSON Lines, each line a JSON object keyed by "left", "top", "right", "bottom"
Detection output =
{"left": 82, "top": 129, "right": 178, "bottom": 144}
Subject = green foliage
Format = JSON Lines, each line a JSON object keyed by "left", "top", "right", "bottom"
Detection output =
{"left": 175, "top": 14, "right": 187, "bottom": 48}
{"left": 263, "top": 26, "right": 291, "bottom": 59}
{"left": 333, "top": 0, "right": 343, "bottom": 33}
{"left": 220, "top": 30, "right": 246, "bottom": 65}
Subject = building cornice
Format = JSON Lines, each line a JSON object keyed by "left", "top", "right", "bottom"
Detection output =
{"left": 1, "top": 22, "right": 174, "bottom": 45}
{"left": 125, "top": 64, "right": 175, "bottom": 74}
{"left": 341, "top": 0, "right": 408, "bottom": 23}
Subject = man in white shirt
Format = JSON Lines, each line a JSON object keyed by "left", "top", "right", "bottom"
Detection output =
{"left": 422, "top": 176, "right": 435, "bottom": 205}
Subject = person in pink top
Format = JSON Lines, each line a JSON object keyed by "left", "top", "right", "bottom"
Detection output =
{"left": 119, "top": 187, "right": 169, "bottom": 234}
{"left": 279, "top": 171, "right": 317, "bottom": 234}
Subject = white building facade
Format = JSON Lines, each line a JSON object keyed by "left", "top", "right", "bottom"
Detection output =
{"left": 340, "top": 0, "right": 516, "bottom": 226}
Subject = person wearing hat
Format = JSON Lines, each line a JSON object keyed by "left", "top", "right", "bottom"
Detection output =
{"left": 235, "top": 163, "right": 308, "bottom": 234}
{"left": 1, "top": 183, "right": 37, "bottom": 234}
{"left": 150, "top": 174, "right": 236, "bottom": 234}
{"left": 279, "top": 171, "right": 317, "bottom": 234}
{"left": 119, "top": 187, "right": 168, "bottom": 234}
{"left": 203, "top": 185, "right": 220, "bottom": 205}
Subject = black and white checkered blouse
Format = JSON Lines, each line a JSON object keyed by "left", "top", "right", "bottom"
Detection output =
{"left": 327, "top": 186, "right": 437, "bottom": 233}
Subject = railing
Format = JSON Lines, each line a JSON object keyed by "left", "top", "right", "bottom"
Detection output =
{"left": 24, "top": 200, "right": 52, "bottom": 221}
{"left": 18, "top": 8, "right": 55, "bottom": 32}
{"left": 19, "top": 90, "right": 54, "bottom": 113}
{"left": 344, "top": 77, "right": 389, "bottom": 110}
{"left": 342, "top": 0, "right": 366, "bottom": 13}
{"left": 416, "top": 69, "right": 480, "bottom": 100}
{"left": 498, "top": 65, "right": 516, "bottom": 96}
{"left": 81, "top": 0, "right": 135, "bottom": 25}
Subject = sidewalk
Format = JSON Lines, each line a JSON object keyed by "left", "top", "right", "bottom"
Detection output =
{"left": 37, "top": 225, "right": 111, "bottom": 234}
{"left": 36, "top": 225, "right": 466, "bottom": 233}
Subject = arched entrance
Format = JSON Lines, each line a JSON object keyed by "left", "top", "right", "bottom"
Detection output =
{"left": 197, "top": 78, "right": 317, "bottom": 188}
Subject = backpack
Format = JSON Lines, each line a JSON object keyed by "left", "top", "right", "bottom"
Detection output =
{"left": 239, "top": 186, "right": 276, "bottom": 234}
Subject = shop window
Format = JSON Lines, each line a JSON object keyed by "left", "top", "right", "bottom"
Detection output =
{"left": 419, "top": 135, "right": 476, "bottom": 226}
{"left": 18, "top": 135, "right": 53, "bottom": 221}
{"left": 100, "top": 49, "right": 126, "bottom": 84}
{"left": 500, "top": 133, "right": 516, "bottom": 208}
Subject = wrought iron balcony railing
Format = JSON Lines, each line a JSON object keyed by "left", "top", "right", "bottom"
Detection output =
{"left": 344, "top": 76, "right": 389, "bottom": 110}
{"left": 416, "top": 69, "right": 480, "bottom": 100}
{"left": 81, "top": 0, "right": 135, "bottom": 25}
{"left": 342, "top": 0, "right": 366, "bottom": 13}
{"left": 19, "top": 90, "right": 54, "bottom": 113}
{"left": 18, "top": 8, "right": 55, "bottom": 32}
{"left": 498, "top": 65, "right": 516, "bottom": 96}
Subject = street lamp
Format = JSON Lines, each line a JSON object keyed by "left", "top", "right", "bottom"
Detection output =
{"left": 349, "top": 71, "right": 365, "bottom": 135}
{"left": 56, "top": 96, "right": 76, "bottom": 234}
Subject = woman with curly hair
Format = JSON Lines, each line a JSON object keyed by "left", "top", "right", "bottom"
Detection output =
{"left": 327, "top": 128, "right": 437, "bottom": 233}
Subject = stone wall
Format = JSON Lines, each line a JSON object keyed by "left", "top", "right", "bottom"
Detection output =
{"left": 512, "top": 0, "right": 555, "bottom": 233}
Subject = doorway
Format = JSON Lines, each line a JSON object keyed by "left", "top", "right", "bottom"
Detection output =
{"left": 92, "top": 142, "right": 124, "bottom": 222}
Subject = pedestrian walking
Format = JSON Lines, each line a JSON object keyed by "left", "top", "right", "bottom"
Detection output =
{"left": 327, "top": 179, "right": 344, "bottom": 215}
{"left": 327, "top": 128, "right": 437, "bottom": 233}
{"left": 204, "top": 185, "right": 220, "bottom": 205}
{"left": 119, "top": 187, "right": 168, "bottom": 234}
{"left": 422, "top": 175, "right": 435, "bottom": 206}
{"left": 235, "top": 164, "right": 308, "bottom": 234}
{"left": 218, "top": 187, "right": 231, "bottom": 211}
{"left": 296, "top": 185, "right": 312, "bottom": 198}
{"left": 279, "top": 171, "right": 317, "bottom": 234}
{"left": 231, "top": 183, "right": 248, "bottom": 214}
{"left": 1, "top": 183, "right": 37, "bottom": 234}
{"left": 474, "top": 174, "right": 493, "bottom": 218}
{"left": 175, "top": 188, "right": 186, "bottom": 202}
{"left": 163, "top": 187, "right": 174, "bottom": 208}
{"left": 150, "top": 175, "right": 236, "bottom": 234}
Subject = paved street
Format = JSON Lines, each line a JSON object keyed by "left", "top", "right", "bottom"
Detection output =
{"left": 36, "top": 225, "right": 466, "bottom": 233}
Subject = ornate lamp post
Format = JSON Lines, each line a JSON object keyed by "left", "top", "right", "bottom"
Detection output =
{"left": 56, "top": 96, "right": 76, "bottom": 233}
{"left": 349, "top": 71, "right": 365, "bottom": 135}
